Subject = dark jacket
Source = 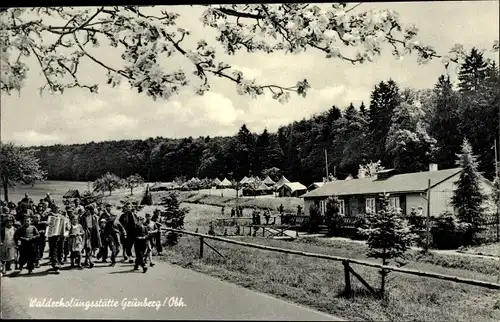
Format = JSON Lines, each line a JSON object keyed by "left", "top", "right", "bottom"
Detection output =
{"left": 79, "top": 213, "right": 102, "bottom": 249}
{"left": 119, "top": 211, "right": 138, "bottom": 234}
{"left": 104, "top": 220, "right": 126, "bottom": 245}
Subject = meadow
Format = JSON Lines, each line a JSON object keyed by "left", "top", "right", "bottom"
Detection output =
{"left": 6, "top": 181, "right": 500, "bottom": 321}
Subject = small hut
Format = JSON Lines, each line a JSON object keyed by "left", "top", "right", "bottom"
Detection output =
{"left": 277, "top": 182, "right": 307, "bottom": 198}
{"left": 256, "top": 182, "right": 273, "bottom": 195}
{"left": 63, "top": 189, "right": 80, "bottom": 199}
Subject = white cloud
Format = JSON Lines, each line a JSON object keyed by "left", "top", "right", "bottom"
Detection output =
{"left": 0, "top": 2, "right": 498, "bottom": 145}
{"left": 12, "top": 131, "right": 61, "bottom": 146}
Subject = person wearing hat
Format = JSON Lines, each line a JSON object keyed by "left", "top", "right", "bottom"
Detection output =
{"left": 1, "top": 216, "right": 17, "bottom": 274}
{"left": 133, "top": 216, "right": 148, "bottom": 273}
{"left": 119, "top": 203, "right": 137, "bottom": 263}
{"left": 103, "top": 212, "right": 126, "bottom": 267}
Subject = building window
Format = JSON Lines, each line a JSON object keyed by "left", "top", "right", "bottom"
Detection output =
{"left": 389, "top": 197, "right": 400, "bottom": 211}
{"left": 319, "top": 200, "right": 327, "bottom": 215}
{"left": 339, "top": 200, "right": 345, "bottom": 216}
{"left": 366, "top": 198, "right": 376, "bottom": 214}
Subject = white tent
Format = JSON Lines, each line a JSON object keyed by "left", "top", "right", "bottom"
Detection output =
{"left": 263, "top": 176, "right": 275, "bottom": 185}
{"left": 274, "top": 175, "right": 290, "bottom": 189}
{"left": 219, "top": 178, "right": 232, "bottom": 187}
{"left": 213, "top": 178, "right": 222, "bottom": 185}
{"left": 240, "top": 176, "right": 249, "bottom": 184}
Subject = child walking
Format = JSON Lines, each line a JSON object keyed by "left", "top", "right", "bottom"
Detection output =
{"left": 15, "top": 217, "right": 39, "bottom": 274}
{"left": 68, "top": 216, "right": 84, "bottom": 269}
{"left": 134, "top": 217, "right": 148, "bottom": 273}
{"left": 1, "top": 216, "right": 17, "bottom": 275}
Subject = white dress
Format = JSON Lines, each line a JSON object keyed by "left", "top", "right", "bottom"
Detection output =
{"left": 1, "top": 227, "right": 17, "bottom": 262}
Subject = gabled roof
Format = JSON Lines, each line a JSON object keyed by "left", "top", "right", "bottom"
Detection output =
{"left": 246, "top": 176, "right": 256, "bottom": 184}
{"left": 213, "top": 178, "right": 222, "bottom": 185}
{"left": 63, "top": 189, "right": 80, "bottom": 198}
{"left": 240, "top": 176, "right": 249, "bottom": 184}
{"left": 279, "top": 182, "right": 307, "bottom": 193}
{"left": 303, "top": 168, "right": 463, "bottom": 198}
{"left": 275, "top": 176, "right": 290, "bottom": 187}
{"left": 256, "top": 183, "right": 271, "bottom": 191}
{"left": 219, "top": 178, "right": 232, "bottom": 186}
{"left": 308, "top": 182, "right": 325, "bottom": 189}
{"left": 263, "top": 176, "right": 275, "bottom": 185}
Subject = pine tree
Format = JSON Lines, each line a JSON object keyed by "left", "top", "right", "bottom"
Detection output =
{"left": 458, "top": 48, "right": 488, "bottom": 95}
{"left": 427, "top": 75, "right": 462, "bottom": 169}
{"left": 140, "top": 185, "right": 153, "bottom": 206}
{"left": 451, "top": 139, "right": 486, "bottom": 245}
{"left": 368, "top": 80, "right": 401, "bottom": 164}
{"left": 159, "top": 192, "right": 188, "bottom": 246}
{"left": 359, "top": 193, "right": 415, "bottom": 296}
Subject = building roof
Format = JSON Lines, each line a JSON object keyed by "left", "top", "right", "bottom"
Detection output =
{"left": 275, "top": 176, "right": 290, "bottom": 187}
{"left": 308, "top": 182, "right": 325, "bottom": 189}
{"left": 63, "top": 189, "right": 80, "bottom": 198}
{"left": 302, "top": 168, "right": 463, "bottom": 198}
{"left": 213, "top": 178, "right": 221, "bottom": 185}
{"left": 279, "top": 182, "right": 307, "bottom": 193}
{"left": 240, "top": 176, "right": 249, "bottom": 184}
{"left": 219, "top": 178, "right": 232, "bottom": 186}
{"left": 263, "top": 176, "right": 275, "bottom": 185}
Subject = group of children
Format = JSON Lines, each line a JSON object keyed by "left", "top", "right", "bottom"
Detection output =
{"left": 0, "top": 194, "right": 164, "bottom": 276}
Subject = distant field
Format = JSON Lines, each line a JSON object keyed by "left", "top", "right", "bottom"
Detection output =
{"left": 177, "top": 190, "right": 304, "bottom": 213}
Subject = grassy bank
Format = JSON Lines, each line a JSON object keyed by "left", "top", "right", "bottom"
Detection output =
{"left": 176, "top": 191, "right": 304, "bottom": 213}
{"left": 156, "top": 202, "right": 500, "bottom": 321}
{"left": 159, "top": 234, "right": 499, "bottom": 321}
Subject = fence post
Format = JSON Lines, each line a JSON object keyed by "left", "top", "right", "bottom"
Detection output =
{"left": 343, "top": 261, "right": 351, "bottom": 297}
{"left": 199, "top": 236, "right": 204, "bottom": 258}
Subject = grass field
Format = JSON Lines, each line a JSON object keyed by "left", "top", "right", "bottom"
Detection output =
{"left": 7, "top": 181, "right": 500, "bottom": 321}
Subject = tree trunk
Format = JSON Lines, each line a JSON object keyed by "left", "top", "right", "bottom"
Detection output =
{"left": 130, "top": 187, "right": 134, "bottom": 195}
{"left": 3, "top": 183, "right": 8, "bottom": 202}
{"left": 109, "top": 189, "right": 112, "bottom": 196}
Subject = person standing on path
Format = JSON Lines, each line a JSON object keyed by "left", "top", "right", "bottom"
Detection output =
{"left": 32, "top": 214, "right": 47, "bottom": 268}
{"left": 103, "top": 212, "right": 126, "bottom": 267}
{"left": 80, "top": 205, "right": 101, "bottom": 268}
{"left": 144, "top": 213, "right": 156, "bottom": 267}
{"left": 14, "top": 217, "right": 39, "bottom": 275}
{"left": 1, "top": 216, "right": 17, "bottom": 274}
{"left": 133, "top": 217, "right": 148, "bottom": 273}
{"left": 68, "top": 215, "right": 84, "bottom": 269}
{"left": 96, "top": 219, "right": 109, "bottom": 263}
{"left": 119, "top": 203, "right": 137, "bottom": 263}
{"left": 151, "top": 212, "right": 163, "bottom": 256}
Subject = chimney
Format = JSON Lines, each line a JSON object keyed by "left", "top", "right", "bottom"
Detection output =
{"left": 358, "top": 167, "right": 366, "bottom": 179}
{"left": 429, "top": 163, "right": 438, "bottom": 172}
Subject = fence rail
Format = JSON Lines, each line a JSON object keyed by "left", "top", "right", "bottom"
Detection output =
{"left": 161, "top": 227, "right": 500, "bottom": 291}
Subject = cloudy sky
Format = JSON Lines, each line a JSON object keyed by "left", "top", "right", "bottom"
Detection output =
{"left": 1, "top": 2, "right": 499, "bottom": 146}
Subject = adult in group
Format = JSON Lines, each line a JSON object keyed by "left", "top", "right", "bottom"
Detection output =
{"left": 47, "top": 210, "right": 70, "bottom": 274}
{"left": 151, "top": 212, "right": 163, "bottom": 256}
{"left": 79, "top": 205, "right": 101, "bottom": 268}
{"left": 103, "top": 212, "right": 126, "bottom": 267}
{"left": 119, "top": 203, "right": 137, "bottom": 263}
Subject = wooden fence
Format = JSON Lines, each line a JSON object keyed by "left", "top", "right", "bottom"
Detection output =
{"left": 161, "top": 227, "right": 500, "bottom": 297}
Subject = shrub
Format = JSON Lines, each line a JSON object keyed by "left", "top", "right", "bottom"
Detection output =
{"left": 430, "top": 211, "right": 471, "bottom": 249}
{"left": 158, "top": 192, "right": 188, "bottom": 246}
{"left": 307, "top": 204, "right": 321, "bottom": 233}
{"left": 140, "top": 186, "right": 153, "bottom": 206}
{"left": 325, "top": 196, "right": 343, "bottom": 235}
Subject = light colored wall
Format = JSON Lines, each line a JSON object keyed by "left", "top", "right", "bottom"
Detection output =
{"left": 304, "top": 199, "right": 315, "bottom": 216}
{"left": 407, "top": 173, "right": 494, "bottom": 217}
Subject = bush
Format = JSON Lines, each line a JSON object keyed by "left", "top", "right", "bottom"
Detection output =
{"left": 307, "top": 204, "right": 321, "bottom": 233}
{"left": 325, "top": 196, "right": 344, "bottom": 235}
{"left": 158, "top": 192, "right": 188, "bottom": 246}
{"left": 430, "top": 211, "right": 471, "bottom": 249}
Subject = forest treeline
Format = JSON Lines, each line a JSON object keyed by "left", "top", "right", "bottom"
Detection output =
{"left": 30, "top": 48, "right": 499, "bottom": 185}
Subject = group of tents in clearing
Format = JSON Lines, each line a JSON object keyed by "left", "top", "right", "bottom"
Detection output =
{"left": 150, "top": 175, "right": 309, "bottom": 198}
